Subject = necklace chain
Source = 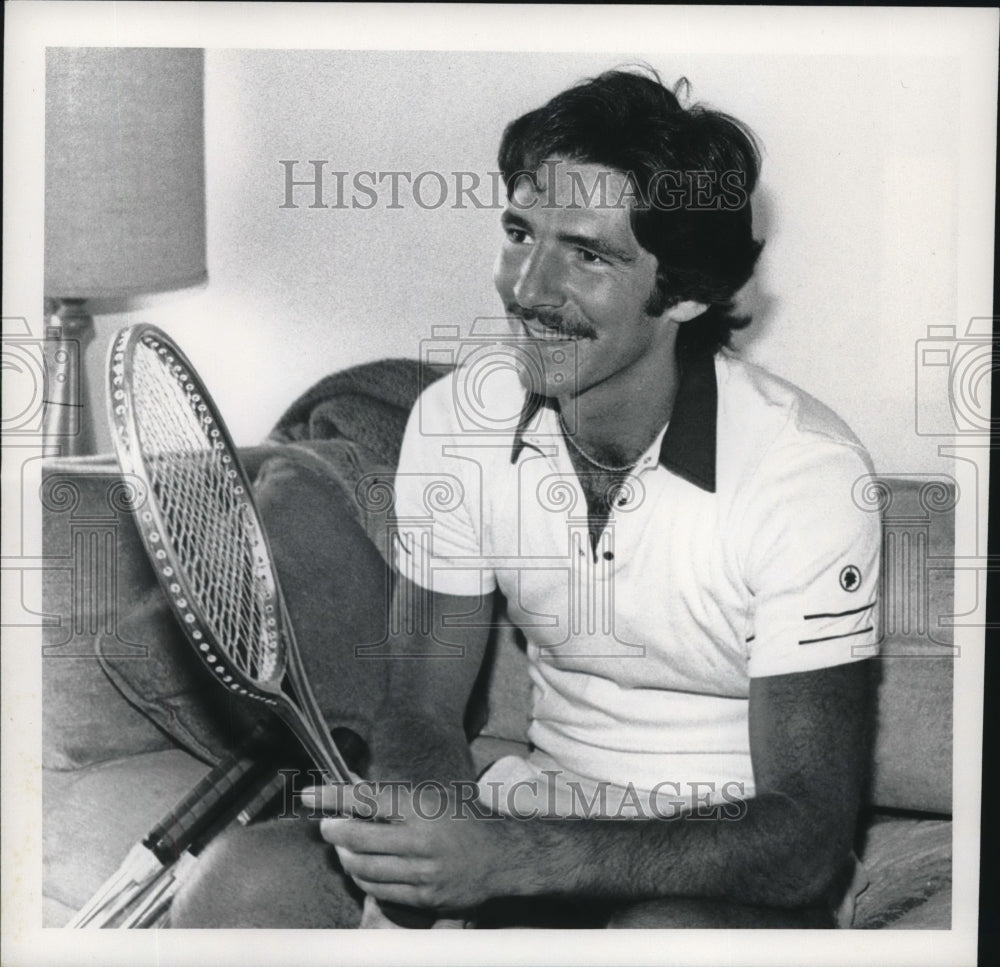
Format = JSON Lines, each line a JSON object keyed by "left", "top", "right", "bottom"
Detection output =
{"left": 558, "top": 412, "right": 639, "bottom": 474}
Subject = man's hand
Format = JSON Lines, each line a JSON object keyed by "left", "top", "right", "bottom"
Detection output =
{"left": 301, "top": 781, "right": 508, "bottom": 913}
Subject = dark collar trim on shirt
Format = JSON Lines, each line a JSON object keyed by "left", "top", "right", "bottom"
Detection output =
{"left": 509, "top": 390, "right": 549, "bottom": 464}
{"left": 510, "top": 350, "right": 718, "bottom": 494}
{"left": 658, "top": 349, "right": 717, "bottom": 493}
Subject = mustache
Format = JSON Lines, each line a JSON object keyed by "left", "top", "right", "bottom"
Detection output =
{"left": 506, "top": 304, "right": 597, "bottom": 340}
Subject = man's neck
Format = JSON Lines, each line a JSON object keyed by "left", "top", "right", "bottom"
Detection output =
{"left": 557, "top": 341, "right": 681, "bottom": 464}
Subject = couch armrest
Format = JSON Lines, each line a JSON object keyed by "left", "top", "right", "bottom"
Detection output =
{"left": 42, "top": 458, "right": 175, "bottom": 769}
{"left": 868, "top": 652, "right": 952, "bottom": 814}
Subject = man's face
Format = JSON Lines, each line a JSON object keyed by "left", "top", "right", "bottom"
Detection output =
{"left": 493, "top": 158, "right": 676, "bottom": 401}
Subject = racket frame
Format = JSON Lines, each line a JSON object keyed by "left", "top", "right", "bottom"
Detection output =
{"left": 106, "top": 324, "right": 351, "bottom": 783}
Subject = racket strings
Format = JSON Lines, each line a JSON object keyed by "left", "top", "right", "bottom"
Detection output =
{"left": 142, "top": 410, "right": 257, "bottom": 662}
{"left": 130, "top": 341, "right": 279, "bottom": 684}
{"left": 141, "top": 385, "right": 268, "bottom": 676}
{"left": 145, "top": 421, "right": 264, "bottom": 673}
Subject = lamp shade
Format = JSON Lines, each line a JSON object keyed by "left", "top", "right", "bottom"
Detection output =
{"left": 45, "top": 48, "right": 207, "bottom": 304}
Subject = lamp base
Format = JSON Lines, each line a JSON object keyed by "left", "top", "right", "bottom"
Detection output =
{"left": 43, "top": 298, "right": 96, "bottom": 456}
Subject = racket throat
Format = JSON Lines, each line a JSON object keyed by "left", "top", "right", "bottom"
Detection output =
{"left": 274, "top": 652, "right": 353, "bottom": 783}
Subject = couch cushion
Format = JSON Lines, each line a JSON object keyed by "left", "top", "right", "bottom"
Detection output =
{"left": 883, "top": 883, "right": 952, "bottom": 929}
{"left": 91, "top": 447, "right": 393, "bottom": 770}
{"left": 43, "top": 750, "right": 210, "bottom": 924}
{"left": 100, "top": 583, "right": 264, "bottom": 764}
{"left": 42, "top": 653, "right": 175, "bottom": 771}
{"left": 475, "top": 617, "right": 531, "bottom": 745}
{"left": 252, "top": 449, "right": 392, "bottom": 756}
{"left": 853, "top": 813, "right": 951, "bottom": 928}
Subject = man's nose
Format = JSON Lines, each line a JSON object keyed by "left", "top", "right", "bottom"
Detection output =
{"left": 512, "top": 245, "right": 564, "bottom": 308}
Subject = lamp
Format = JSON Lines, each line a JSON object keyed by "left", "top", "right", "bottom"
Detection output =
{"left": 44, "top": 47, "right": 207, "bottom": 455}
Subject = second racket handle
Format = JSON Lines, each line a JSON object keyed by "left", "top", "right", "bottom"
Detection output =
{"left": 143, "top": 726, "right": 272, "bottom": 864}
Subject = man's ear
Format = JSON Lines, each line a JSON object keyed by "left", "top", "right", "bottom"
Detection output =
{"left": 664, "top": 299, "right": 709, "bottom": 324}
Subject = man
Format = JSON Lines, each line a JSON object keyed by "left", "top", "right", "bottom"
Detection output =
{"left": 173, "top": 68, "right": 879, "bottom": 929}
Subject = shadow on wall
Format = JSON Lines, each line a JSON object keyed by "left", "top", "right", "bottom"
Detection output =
{"left": 731, "top": 184, "right": 778, "bottom": 354}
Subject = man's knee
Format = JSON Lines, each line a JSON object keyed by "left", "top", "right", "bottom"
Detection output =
{"left": 169, "top": 819, "right": 363, "bottom": 928}
{"left": 607, "top": 896, "right": 835, "bottom": 929}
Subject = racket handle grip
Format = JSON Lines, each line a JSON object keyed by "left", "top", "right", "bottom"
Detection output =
{"left": 143, "top": 729, "right": 271, "bottom": 864}
{"left": 236, "top": 772, "right": 286, "bottom": 826}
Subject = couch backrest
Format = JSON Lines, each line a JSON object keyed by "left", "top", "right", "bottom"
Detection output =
{"left": 41, "top": 458, "right": 954, "bottom": 815}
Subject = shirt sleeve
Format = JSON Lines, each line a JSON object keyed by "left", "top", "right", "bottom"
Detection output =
{"left": 741, "top": 438, "right": 881, "bottom": 678}
{"left": 392, "top": 373, "right": 497, "bottom": 598}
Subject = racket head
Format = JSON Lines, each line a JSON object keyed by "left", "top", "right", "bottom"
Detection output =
{"left": 106, "top": 324, "right": 288, "bottom": 707}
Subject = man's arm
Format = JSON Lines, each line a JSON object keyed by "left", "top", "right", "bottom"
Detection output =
{"left": 495, "top": 658, "right": 876, "bottom": 908}
{"left": 315, "top": 657, "right": 876, "bottom": 912}
{"left": 367, "top": 577, "right": 494, "bottom": 783}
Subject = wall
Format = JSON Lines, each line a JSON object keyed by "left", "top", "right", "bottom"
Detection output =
{"left": 85, "top": 48, "right": 981, "bottom": 476}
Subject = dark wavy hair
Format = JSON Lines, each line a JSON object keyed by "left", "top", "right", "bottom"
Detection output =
{"left": 498, "top": 67, "right": 765, "bottom": 355}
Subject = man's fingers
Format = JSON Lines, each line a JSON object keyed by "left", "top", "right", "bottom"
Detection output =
{"left": 351, "top": 879, "right": 427, "bottom": 909}
{"left": 335, "top": 846, "right": 433, "bottom": 886}
{"left": 301, "top": 782, "right": 403, "bottom": 820}
{"left": 319, "top": 816, "right": 426, "bottom": 855}
{"left": 302, "top": 780, "right": 458, "bottom": 821}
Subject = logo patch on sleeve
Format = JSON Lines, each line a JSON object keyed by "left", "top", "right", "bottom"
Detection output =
{"left": 839, "top": 565, "right": 861, "bottom": 592}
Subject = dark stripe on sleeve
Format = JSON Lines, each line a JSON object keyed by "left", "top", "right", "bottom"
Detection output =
{"left": 803, "top": 600, "right": 877, "bottom": 621}
{"left": 799, "top": 626, "right": 874, "bottom": 646}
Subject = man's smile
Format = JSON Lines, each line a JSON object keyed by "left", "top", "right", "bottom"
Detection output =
{"left": 506, "top": 304, "right": 597, "bottom": 342}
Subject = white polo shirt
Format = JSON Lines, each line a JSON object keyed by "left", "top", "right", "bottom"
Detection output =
{"left": 392, "top": 350, "right": 880, "bottom": 801}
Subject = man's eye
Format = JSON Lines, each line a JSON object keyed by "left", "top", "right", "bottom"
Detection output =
{"left": 576, "top": 248, "right": 606, "bottom": 264}
{"left": 504, "top": 227, "right": 529, "bottom": 243}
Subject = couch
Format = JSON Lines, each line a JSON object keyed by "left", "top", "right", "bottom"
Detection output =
{"left": 40, "top": 361, "right": 955, "bottom": 929}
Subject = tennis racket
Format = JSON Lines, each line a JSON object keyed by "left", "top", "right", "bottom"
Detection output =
{"left": 106, "top": 324, "right": 353, "bottom": 784}
{"left": 68, "top": 725, "right": 276, "bottom": 928}
{"left": 118, "top": 769, "right": 288, "bottom": 929}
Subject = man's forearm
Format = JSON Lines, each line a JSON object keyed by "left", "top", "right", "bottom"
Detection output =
{"left": 491, "top": 792, "right": 853, "bottom": 910}
{"left": 367, "top": 584, "right": 492, "bottom": 785}
{"left": 369, "top": 712, "right": 475, "bottom": 784}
